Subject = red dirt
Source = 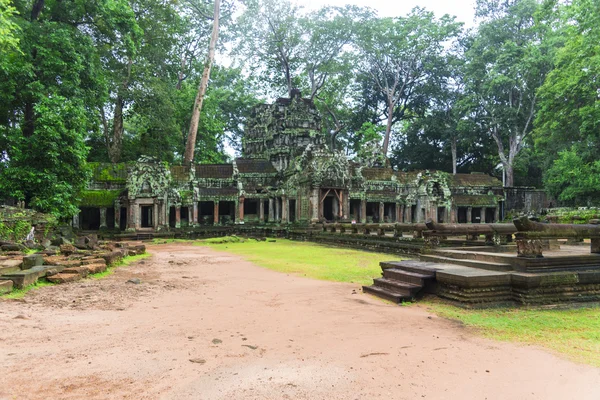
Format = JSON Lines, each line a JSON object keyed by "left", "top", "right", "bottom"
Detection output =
{"left": 1, "top": 243, "right": 599, "bottom": 400}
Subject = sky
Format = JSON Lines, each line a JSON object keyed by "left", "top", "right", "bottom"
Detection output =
{"left": 300, "top": 0, "right": 478, "bottom": 27}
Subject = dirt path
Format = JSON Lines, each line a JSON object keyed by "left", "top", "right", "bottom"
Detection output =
{"left": 1, "top": 243, "right": 599, "bottom": 400}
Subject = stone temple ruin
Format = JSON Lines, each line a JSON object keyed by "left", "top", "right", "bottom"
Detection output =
{"left": 76, "top": 91, "right": 508, "bottom": 232}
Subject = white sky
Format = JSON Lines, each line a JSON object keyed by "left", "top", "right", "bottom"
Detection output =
{"left": 300, "top": 0, "right": 477, "bottom": 27}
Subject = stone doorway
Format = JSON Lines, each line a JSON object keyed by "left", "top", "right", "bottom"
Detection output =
{"left": 80, "top": 207, "right": 100, "bottom": 230}
{"left": 199, "top": 201, "right": 214, "bottom": 225}
{"left": 141, "top": 205, "right": 154, "bottom": 228}
{"left": 119, "top": 207, "right": 128, "bottom": 230}
{"left": 320, "top": 188, "right": 343, "bottom": 222}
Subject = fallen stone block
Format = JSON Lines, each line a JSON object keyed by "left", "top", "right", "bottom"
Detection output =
{"left": 0, "top": 259, "right": 23, "bottom": 275}
{"left": 1, "top": 243, "right": 25, "bottom": 252}
{"left": 129, "top": 245, "right": 146, "bottom": 256}
{"left": 0, "top": 266, "right": 47, "bottom": 289}
{"left": 22, "top": 254, "right": 44, "bottom": 270}
{"left": 80, "top": 258, "right": 106, "bottom": 266}
{"left": 61, "top": 266, "right": 89, "bottom": 278}
{"left": 59, "top": 243, "right": 77, "bottom": 255}
{"left": 86, "top": 263, "right": 107, "bottom": 274}
{"left": 0, "top": 279, "right": 13, "bottom": 294}
{"left": 46, "top": 273, "right": 81, "bottom": 284}
{"left": 101, "top": 250, "right": 125, "bottom": 266}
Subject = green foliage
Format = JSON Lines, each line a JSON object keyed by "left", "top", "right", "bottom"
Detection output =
{"left": 205, "top": 238, "right": 403, "bottom": 285}
{"left": 544, "top": 147, "right": 600, "bottom": 206}
{"left": 427, "top": 300, "right": 600, "bottom": 367}
{"left": 0, "top": 0, "right": 20, "bottom": 52}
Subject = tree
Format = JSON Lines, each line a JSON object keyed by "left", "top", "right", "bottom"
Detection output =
{"left": 462, "top": 0, "right": 552, "bottom": 187}
{"left": 0, "top": 0, "right": 138, "bottom": 217}
{"left": 184, "top": 0, "right": 221, "bottom": 166}
{"left": 356, "top": 8, "right": 462, "bottom": 156}
{"left": 0, "top": 0, "right": 20, "bottom": 52}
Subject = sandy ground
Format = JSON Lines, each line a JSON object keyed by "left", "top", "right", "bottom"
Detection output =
{"left": 1, "top": 243, "right": 600, "bottom": 400}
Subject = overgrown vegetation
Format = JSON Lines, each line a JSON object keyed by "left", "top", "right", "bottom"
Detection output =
{"left": 426, "top": 300, "right": 600, "bottom": 367}
{"left": 204, "top": 238, "right": 400, "bottom": 285}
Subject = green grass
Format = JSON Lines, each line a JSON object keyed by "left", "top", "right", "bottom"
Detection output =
{"left": 204, "top": 237, "right": 401, "bottom": 285}
{"left": 90, "top": 253, "right": 151, "bottom": 279}
{"left": 425, "top": 300, "right": 600, "bottom": 367}
{"left": 2, "top": 279, "right": 54, "bottom": 299}
{"left": 151, "top": 238, "right": 195, "bottom": 245}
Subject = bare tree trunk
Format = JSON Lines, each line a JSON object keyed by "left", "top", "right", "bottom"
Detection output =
{"left": 184, "top": 0, "right": 221, "bottom": 166}
{"left": 109, "top": 97, "right": 124, "bottom": 163}
{"left": 451, "top": 137, "right": 457, "bottom": 175}
{"left": 383, "top": 102, "right": 394, "bottom": 156}
{"left": 504, "top": 163, "right": 514, "bottom": 187}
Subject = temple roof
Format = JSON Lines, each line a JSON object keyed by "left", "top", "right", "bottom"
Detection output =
{"left": 450, "top": 173, "right": 502, "bottom": 187}
{"left": 195, "top": 164, "right": 234, "bottom": 179}
{"left": 235, "top": 159, "right": 277, "bottom": 174}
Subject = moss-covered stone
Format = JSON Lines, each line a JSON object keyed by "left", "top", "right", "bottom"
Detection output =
{"left": 79, "top": 190, "right": 122, "bottom": 207}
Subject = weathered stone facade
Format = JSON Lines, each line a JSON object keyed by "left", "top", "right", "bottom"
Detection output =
{"left": 75, "top": 92, "right": 505, "bottom": 231}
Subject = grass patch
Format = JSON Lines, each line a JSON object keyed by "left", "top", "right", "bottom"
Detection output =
{"left": 90, "top": 253, "right": 151, "bottom": 280}
{"left": 204, "top": 238, "right": 402, "bottom": 285}
{"left": 2, "top": 279, "right": 54, "bottom": 299}
{"left": 425, "top": 300, "right": 600, "bottom": 367}
{"left": 152, "top": 238, "right": 194, "bottom": 245}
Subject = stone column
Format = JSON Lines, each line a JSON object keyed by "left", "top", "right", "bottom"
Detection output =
{"left": 395, "top": 203, "right": 401, "bottom": 223}
{"left": 259, "top": 199, "right": 265, "bottom": 223}
{"left": 72, "top": 213, "right": 80, "bottom": 229}
{"left": 310, "top": 189, "right": 319, "bottom": 223}
{"left": 268, "top": 198, "right": 274, "bottom": 222}
{"left": 213, "top": 201, "right": 219, "bottom": 225}
{"left": 99, "top": 208, "right": 107, "bottom": 229}
{"left": 153, "top": 203, "right": 159, "bottom": 229}
{"left": 193, "top": 202, "right": 199, "bottom": 227}
{"left": 114, "top": 206, "right": 120, "bottom": 229}
{"left": 360, "top": 199, "right": 367, "bottom": 224}
{"left": 134, "top": 203, "right": 141, "bottom": 230}
{"left": 275, "top": 197, "right": 281, "bottom": 222}
{"left": 494, "top": 207, "right": 500, "bottom": 223}
{"left": 379, "top": 202, "right": 385, "bottom": 223}
{"left": 239, "top": 197, "right": 245, "bottom": 223}
{"left": 281, "top": 196, "right": 288, "bottom": 223}
{"left": 481, "top": 207, "right": 487, "bottom": 224}
{"left": 343, "top": 192, "right": 350, "bottom": 220}
{"left": 175, "top": 207, "right": 181, "bottom": 228}
{"left": 467, "top": 207, "right": 472, "bottom": 224}
{"left": 127, "top": 203, "right": 136, "bottom": 230}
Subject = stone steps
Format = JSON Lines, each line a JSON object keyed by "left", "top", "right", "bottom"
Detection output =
{"left": 420, "top": 254, "right": 513, "bottom": 272}
{"left": 363, "top": 261, "right": 437, "bottom": 304}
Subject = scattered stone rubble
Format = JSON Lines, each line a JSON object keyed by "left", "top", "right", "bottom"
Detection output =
{"left": 0, "top": 235, "right": 145, "bottom": 294}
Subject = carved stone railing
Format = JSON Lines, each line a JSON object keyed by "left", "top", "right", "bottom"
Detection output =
{"left": 424, "top": 219, "right": 516, "bottom": 245}
{"left": 513, "top": 217, "right": 600, "bottom": 258}
{"left": 321, "top": 223, "right": 427, "bottom": 239}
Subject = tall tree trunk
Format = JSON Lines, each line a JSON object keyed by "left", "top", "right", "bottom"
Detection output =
{"left": 451, "top": 137, "right": 457, "bottom": 175}
{"left": 183, "top": 0, "right": 221, "bottom": 166}
{"left": 504, "top": 163, "right": 514, "bottom": 187}
{"left": 22, "top": 0, "right": 46, "bottom": 138}
{"left": 109, "top": 97, "right": 124, "bottom": 163}
{"left": 383, "top": 102, "right": 394, "bottom": 156}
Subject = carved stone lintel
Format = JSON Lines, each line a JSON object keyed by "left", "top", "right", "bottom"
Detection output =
{"left": 516, "top": 239, "right": 544, "bottom": 258}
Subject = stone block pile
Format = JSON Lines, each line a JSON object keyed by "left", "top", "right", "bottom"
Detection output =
{"left": 0, "top": 239, "right": 146, "bottom": 294}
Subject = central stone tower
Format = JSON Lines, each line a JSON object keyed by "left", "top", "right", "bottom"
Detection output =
{"left": 242, "top": 89, "right": 325, "bottom": 172}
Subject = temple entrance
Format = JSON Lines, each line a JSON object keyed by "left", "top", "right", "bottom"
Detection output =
{"left": 289, "top": 199, "right": 296, "bottom": 222}
{"left": 181, "top": 207, "right": 189, "bottom": 227}
{"left": 219, "top": 201, "right": 235, "bottom": 224}
{"left": 485, "top": 207, "right": 496, "bottom": 223}
{"left": 80, "top": 207, "right": 100, "bottom": 230}
{"left": 119, "top": 207, "right": 127, "bottom": 230}
{"left": 106, "top": 208, "right": 115, "bottom": 229}
{"left": 384, "top": 203, "right": 396, "bottom": 223}
{"left": 320, "top": 188, "right": 343, "bottom": 222}
{"left": 169, "top": 206, "right": 176, "bottom": 228}
{"left": 437, "top": 207, "right": 446, "bottom": 223}
{"left": 457, "top": 207, "right": 468, "bottom": 223}
{"left": 350, "top": 199, "right": 361, "bottom": 222}
{"left": 366, "top": 202, "right": 379, "bottom": 223}
{"left": 199, "top": 201, "right": 214, "bottom": 225}
{"left": 471, "top": 207, "right": 482, "bottom": 223}
{"left": 140, "top": 205, "right": 153, "bottom": 228}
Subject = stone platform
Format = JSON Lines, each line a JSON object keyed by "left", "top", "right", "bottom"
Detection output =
{"left": 364, "top": 245, "right": 600, "bottom": 307}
